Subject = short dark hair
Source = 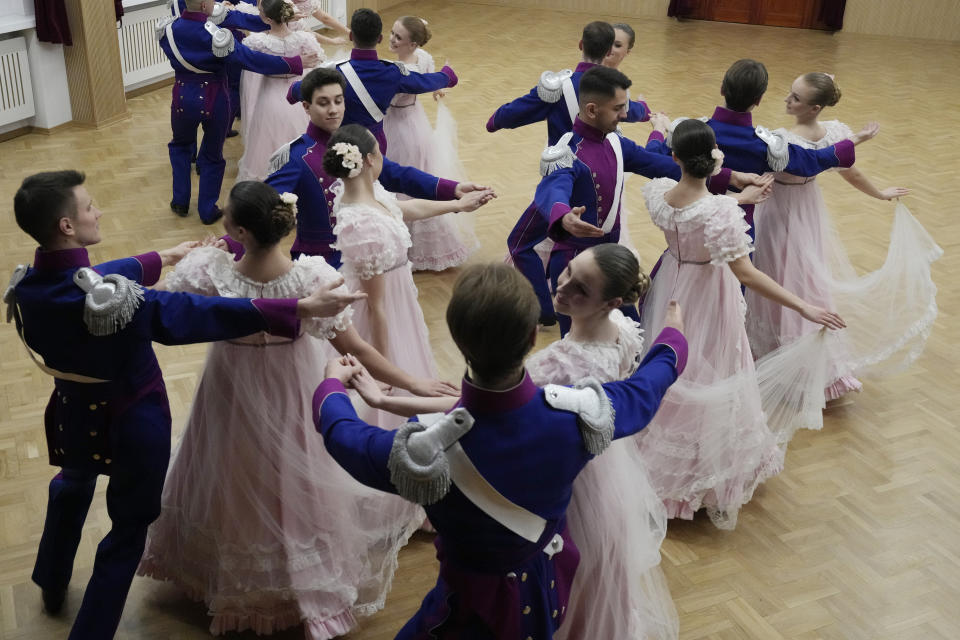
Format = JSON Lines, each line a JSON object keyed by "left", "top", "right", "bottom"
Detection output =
{"left": 350, "top": 8, "right": 382, "bottom": 48}
{"left": 300, "top": 67, "right": 345, "bottom": 103}
{"left": 721, "top": 59, "right": 768, "bottom": 112}
{"left": 578, "top": 65, "right": 632, "bottom": 107}
{"left": 672, "top": 119, "right": 718, "bottom": 179}
{"left": 582, "top": 21, "right": 615, "bottom": 62}
{"left": 611, "top": 23, "right": 636, "bottom": 49}
{"left": 227, "top": 181, "right": 296, "bottom": 247}
{"left": 14, "top": 170, "right": 86, "bottom": 246}
{"left": 446, "top": 264, "right": 540, "bottom": 381}
{"left": 322, "top": 124, "right": 377, "bottom": 178}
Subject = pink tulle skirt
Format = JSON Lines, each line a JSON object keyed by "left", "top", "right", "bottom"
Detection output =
{"left": 138, "top": 336, "right": 422, "bottom": 639}
{"left": 237, "top": 71, "right": 309, "bottom": 182}
{"left": 383, "top": 99, "right": 477, "bottom": 271}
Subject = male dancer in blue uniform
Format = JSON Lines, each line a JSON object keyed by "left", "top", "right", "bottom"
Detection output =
{"left": 646, "top": 59, "right": 877, "bottom": 236}
{"left": 486, "top": 21, "right": 650, "bottom": 146}
{"left": 265, "top": 68, "right": 495, "bottom": 266}
{"left": 333, "top": 8, "right": 457, "bottom": 153}
{"left": 8, "top": 171, "right": 363, "bottom": 639}
{"left": 514, "top": 66, "right": 765, "bottom": 332}
{"left": 158, "top": 0, "right": 320, "bottom": 224}
{"left": 314, "top": 263, "right": 688, "bottom": 639}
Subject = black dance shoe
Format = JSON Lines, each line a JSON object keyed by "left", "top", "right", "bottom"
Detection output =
{"left": 538, "top": 314, "right": 557, "bottom": 327}
{"left": 42, "top": 587, "right": 66, "bottom": 614}
{"left": 226, "top": 129, "right": 239, "bottom": 138}
{"left": 201, "top": 207, "right": 224, "bottom": 225}
{"left": 170, "top": 202, "right": 190, "bottom": 217}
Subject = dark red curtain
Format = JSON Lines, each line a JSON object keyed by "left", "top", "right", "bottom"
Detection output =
{"left": 818, "top": 0, "right": 846, "bottom": 31}
{"left": 34, "top": 0, "right": 71, "bottom": 45}
{"left": 667, "top": 0, "right": 696, "bottom": 18}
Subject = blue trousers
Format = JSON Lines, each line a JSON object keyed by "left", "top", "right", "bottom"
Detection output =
{"left": 32, "top": 388, "right": 171, "bottom": 640}
{"left": 547, "top": 248, "right": 640, "bottom": 337}
{"left": 507, "top": 204, "right": 555, "bottom": 322}
{"left": 169, "top": 76, "right": 230, "bottom": 222}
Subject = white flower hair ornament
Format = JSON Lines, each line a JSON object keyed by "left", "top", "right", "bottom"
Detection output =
{"left": 710, "top": 148, "right": 725, "bottom": 176}
{"left": 332, "top": 142, "right": 364, "bottom": 178}
{"left": 279, "top": 192, "right": 298, "bottom": 214}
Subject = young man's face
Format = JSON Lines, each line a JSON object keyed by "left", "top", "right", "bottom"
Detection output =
{"left": 304, "top": 83, "right": 345, "bottom": 133}
{"left": 592, "top": 87, "right": 629, "bottom": 134}
{"left": 64, "top": 185, "right": 102, "bottom": 246}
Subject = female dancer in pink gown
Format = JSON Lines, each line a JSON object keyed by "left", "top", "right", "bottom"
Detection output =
{"left": 236, "top": 0, "right": 325, "bottom": 182}
{"left": 382, "top": 15, "right": 479, "bottom": 271}
{"left": 323, "top": 125, "right": 492, "bottom": 424}
{"left": 746, "top": 72, "right": 940, "bottom": 402}
{"left": 138, "top": 181, "right": 456, "bottom": 639}
{"left": 636, "top": 119, "right": 845, "bottom": 528}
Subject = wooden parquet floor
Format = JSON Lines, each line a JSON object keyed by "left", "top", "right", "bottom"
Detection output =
{"left": 1, "top": 2, "right": 958, "bottom": 638}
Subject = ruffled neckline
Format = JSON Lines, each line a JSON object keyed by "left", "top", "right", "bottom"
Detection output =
{"left": 643, "top": 178, "right": 737, "bottom": 230}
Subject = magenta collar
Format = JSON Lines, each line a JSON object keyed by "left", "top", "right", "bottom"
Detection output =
{"left": 460, "top": 371, "right": 539, "bottom": 414}
{"left": 306, "top": 121, "right": 332, "bottom": 145}
{"left": 350, "top": 48, "right": 379, "bottom": 61}
{"left": 180, "top": 10, "right": 208, "bottom": 22}
{"left": 711, "top": 106, "right": 753, "bottom": 127}
{"left": 33, "top": 247, "right": 91, "bottom": 272}
{"left": 575, "top": 61, "right": 598, "bottom": 74}
{"left": 573, "top": 117, "right": 607, "bottom": 142}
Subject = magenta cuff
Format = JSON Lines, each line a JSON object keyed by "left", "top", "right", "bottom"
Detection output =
{"left": 652, "top": 327, "right": 689, "bottom": 375}
{"left": 707, "top": 168, "right": 732, "bottom": 195}
{"left": 437, "top": 178, "right": 458, "bottom": 201}
{"left": 834, "top": 139, "right": 855, "bottom": 168}
{"left": 251, "top": 297, "right": 300, "bottom": 339}
{"left": 312, "top": 378, "right": 349, "bottom": 428}
{"left": 284, "top": 56, "right": 303, "bottom": 76}
{"left": 485, "top": 113, "right": 498, "bottom": 132}
{"left": 133, "top": 252, "right": 162, "bottom": 286}
{"left": 647, "top": 130, "right": 665, "bottom": 144}
{"left": 440, "top": 65, "right": 458, "bottom": 88}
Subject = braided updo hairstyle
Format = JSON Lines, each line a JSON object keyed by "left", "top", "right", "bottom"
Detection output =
{"left": 227, "top": 181, "right": 296, "bottom": 247}
{"left": 321, "top": 124, "right": 377, "bottom": 179}
{"left": 672, "top": 118, "right": 719, "bottom": 179}
{"left": 802, "top": 72, "right": 842, "bottom": 109}
{"left": 260, "top": 0, "right": 296, "bottom": 24}
{"left": 399, "top": 16, "right": 431, "bottom": 46}
{"left": 590, "top": 243, "right": 651, "bottom": 305}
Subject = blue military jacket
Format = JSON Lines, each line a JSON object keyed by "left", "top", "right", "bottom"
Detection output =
{"left": 9, "top": 248, "right": 299, "bottom": 472}
{"left": 265, "top": 121, "right": 460, "bottom": 266}
{"left": 170, "top": 0, "right": 268, "bottom": 32}
{"left": 158, "top": 10, "right": 301, "bottom": 81}
{"left": 487, "top": 61, "right": 651, "bottom": 146}
{"left": 313, "top": 327, "right": 687, "bottom": 639}
{"left": 536, "top": 118, "right": 731, "bottom": 252}
{"left": 334, "top": 48, "right": 456, "bottom": 150}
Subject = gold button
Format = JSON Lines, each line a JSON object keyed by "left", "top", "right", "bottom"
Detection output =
{"left": 592, "top": 172, "right": 597, "bottom": 177}
{"left": 105, "top": 459, "right": 112, "bottom": 464}
{"left": 89, "top": 431, "right": 97, "bottom": 437}
{"left": 93, "top": 454, "right": 101, "bottom": 460}
{"left": 598, "top": 195, "right": 603, "bottom": 201}
{"left": 62, "top": 396, "right": 67, "bottom": 404}
{"left": 522, "top": 605, "right": 531, "bottom": 614}
{"left": 550, "top": 579, "right": 555, "bottom": 588}
{"left": 59, "top": 424, "right": 63, "bottom": 431}
{"left": 553, "top": 609, "right": 558, "bottom": 618}
{"left": 89, "top": 404, "right": 97, "bottom": 411}
{"left": 521, "top": 572, "right": 527, "bottom": 582}
{"left": 100, "top": 401, "right": 107, "bottom": 406}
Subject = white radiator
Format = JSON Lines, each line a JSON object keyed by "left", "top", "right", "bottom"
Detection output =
{"left": 0, "top": 36, "right": 35, "bottom": 126}
{"left": 117, "top": 3, "right": 173, "bottom": 90}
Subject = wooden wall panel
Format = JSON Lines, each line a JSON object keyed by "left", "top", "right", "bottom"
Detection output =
{"left": 448, "top": 0, "right": 960, "bottom": 41}
{"left": 62, "top": 0, "right": 128, "bottom": 127}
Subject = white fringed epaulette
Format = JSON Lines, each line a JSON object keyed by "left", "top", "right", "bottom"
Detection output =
{"left": 543, "top": 377, "right": 616, "bottom": 455}
{"left": 536, "top": 69, "right": 573, "bottom": 103}
{"left": 207, "top": 2, "right": 227, "bottom": 25}
{"left": 204, "top": 21, "right": 234, "bottom": 57}
{"left": 387, "top": 408, "right": 474, "bottom": 505}
{"left": 73, "top": 268, "right": 144, "bottom": 337}
{"left": 664, "top": 116, "right": 709, "bottom": 148}
{"left": 4, "top": 264, "right": 28, "bottom": 323}
{"left": 540, "top": 131, "right": 575, "bottom": 177}
{"left": 390, "top": 59, "right": 411, "bottom": 76}
{"left": 155, "top": 15, "right": 175, "bottom": 40}
{"left": 755, "top": 125, "right": 789, "bottom": 172}
{"left": 267, "top": 137, "right": 300, "bottom": 175}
